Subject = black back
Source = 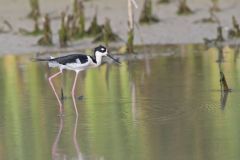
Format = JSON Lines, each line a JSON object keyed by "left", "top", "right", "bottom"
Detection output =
{"left": 51, "top": 54, "right": 90, "bottom": 65}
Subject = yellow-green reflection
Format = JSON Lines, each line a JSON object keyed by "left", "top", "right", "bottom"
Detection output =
{"left": 3, "top": 55, "right": 24, "bottom": 160}
{"left": 0, "top": 44, "right": 240, "bottom": 160}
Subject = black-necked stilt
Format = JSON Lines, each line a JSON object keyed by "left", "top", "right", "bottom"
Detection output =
{"left": 35, "top": 45, "right": 120, "bottom": 115}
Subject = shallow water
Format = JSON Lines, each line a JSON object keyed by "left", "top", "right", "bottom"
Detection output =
{"left": 0, "top": 44, "right": 240, "bottom": 160}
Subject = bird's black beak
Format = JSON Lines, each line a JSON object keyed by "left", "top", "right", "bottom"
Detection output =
{"left": 107, "top": 54, "right": 121, "bottom": 64}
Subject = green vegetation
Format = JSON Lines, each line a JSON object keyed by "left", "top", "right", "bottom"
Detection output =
{"left": 0, "top": 20, "right": 13, "bottom": 33}
{"left": 158, "top": 0, "right": 170, "bottom": 4}
{"left": 86, "top": 13, "right": 103, "bottom": 37}
{"left": 228, "top": 16, "right": 240, "bottom": 39}
{"left": 203, "top": 26, "right": 224, "bottom": 46}
{"left": 216, "top": 26, "right": 224, "bottom": 42}
{"left": 38, "top": 14, "right": 53, "bottom": 46}
{"left": 177, "top": 0, "right": 193, "bottom": 15}
{"left": 73, "top": 0, "right": 86, "bottom": 39}
{"left": 194, "top": 10, "right": 219, "bottom": 24}
{"left": 28, "top": 0, "right": 40, "bottom": 18}
{"left": 127, "top": 29, "right": 134, "bottom": 53}
{"left": 216, "top": 47, "right": 231, "bottom": 92}
{"left": 210, "top": 0, "right": 221, "bottom": 12}
{"left": 93, "top": 18, "right": 120, "bottom": 46}
{"left": 58, "top": 12, "right": 68, "bottom": 47}
{"left": 220, "top": 70, "right": 230, "bottom": 92}
{"left": 139, "top": 0, "right": 159, "bottom": 24}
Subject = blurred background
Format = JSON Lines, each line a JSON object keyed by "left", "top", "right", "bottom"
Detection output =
{"left": 0, "top": 0, "right": 239, "bottom": 53}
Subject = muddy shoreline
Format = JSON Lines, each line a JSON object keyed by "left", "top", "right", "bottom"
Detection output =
{"left": 0, "top": 0, "right": 240, "bottom": 55}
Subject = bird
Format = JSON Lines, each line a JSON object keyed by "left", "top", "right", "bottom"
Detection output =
{"left": 34, "top": 45, "right": 120, "bottom": 115}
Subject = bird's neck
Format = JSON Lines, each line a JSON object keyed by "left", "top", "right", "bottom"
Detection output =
{"left": 94, "top": 54, "right": 103, "bottom": 66}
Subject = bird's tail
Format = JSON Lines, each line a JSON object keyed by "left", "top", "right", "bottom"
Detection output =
{"left": 31, "top": 56, "right": 55, "bottom": 62}
{"left": 31, "top": 58, "right": 51, "bottom": 62}
{"left": 31, "top": 57, "right": 58, "bottom": 68}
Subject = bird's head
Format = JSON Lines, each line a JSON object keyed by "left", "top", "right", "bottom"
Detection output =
{"left": 94, "top": 45, "right": 120, "bottom": 64}
{"left": 94, "top": 45, "right": 108, "bottom": 56}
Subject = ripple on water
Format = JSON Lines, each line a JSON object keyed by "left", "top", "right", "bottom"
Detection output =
{"left": 200, "top": 102, "right": 221, "bottom": 112}
{"left": 132, "top": 94, "right": 227, "bottom": 125}
{"left": 130, "top": 97, "right": 195, "bottom": 124}
{"left": 41, "top": 94, "right": 224, "bottom": 127}
{"left": 81, "top": 96, "right": 189, "bottom": 124}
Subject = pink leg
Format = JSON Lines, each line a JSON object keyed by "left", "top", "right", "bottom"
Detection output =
{"left": 72, "top": 71, "right": 79, "bottom": 116}
{"left": 48, "top": 70, "right": 63, "bottom": 114}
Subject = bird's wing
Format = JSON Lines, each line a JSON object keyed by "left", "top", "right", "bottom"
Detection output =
{"left": 53, "top": 54, "right": 89, "bottom": 65}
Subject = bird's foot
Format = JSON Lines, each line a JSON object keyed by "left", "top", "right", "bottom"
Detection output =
{"left": 61, "top": 96, "right": 67, "bottom": 102}
{"left": 59, "top": 95, "right": 84, "bottom": 100}
{"left": 57, "top": 113, "right": 65, "bottom": 117}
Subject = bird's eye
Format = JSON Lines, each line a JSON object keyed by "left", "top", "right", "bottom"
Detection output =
{"left": 100, "top": 47, "right": 106, "bottom": 52}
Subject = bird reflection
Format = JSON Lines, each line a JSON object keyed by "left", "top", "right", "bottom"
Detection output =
{"left": 52, "top": 117, "right": 64, "bottom": 160}
{"left": 51, "top": 114, "right": 84, "bottom": 159}
{"left": 73, "top": 116, "right": 84, "bottom": 160}
{"left": 72, "top": 88, "right": 82, "bottom": 158}
{"left": 105, "top": 64, "right": 111, "bottom": 91}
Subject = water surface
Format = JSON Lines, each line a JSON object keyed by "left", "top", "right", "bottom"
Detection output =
{"left": 0, "top": 44, "right": 240, "bottom": 160}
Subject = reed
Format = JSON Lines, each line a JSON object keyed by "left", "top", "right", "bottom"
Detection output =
{"left": 73, "top": 0, "right": 85, "bottom": 39}
{"left": 38, "top": 14, "right": 53, "bottom": 46}
{"left": 228, "top": 16, "right": 240, "bottom": 39}
{"left": 177, "top": 0, "right": 193, "bottom": 15}
{"left": 219, "top": 71, "right": 230, "bottom": 92}
{"left": 93, "top": 18, "right": 120, "bottom": 46}
{"left": 216, "top": 26, "right": 224, "bottom": 42}
{"left": 86, "top": 12, "right": 103, "bottom": 36}
{"left": 158, "top": 0, "right": 170, "bottom": 4}
{"left": 58, "top": 12, "right": 68, "bottom": 47}
{"left": 139, "top": 0, "right": 159, "bottom": 24}
{"left": 210, "top": 0, "right": 221, "bottom": 12}
{"left": 127, "top": 0, "right": 134, "bottom": 53}
{"left": 28, "top": 0, "right": 40, "bottom": 18}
